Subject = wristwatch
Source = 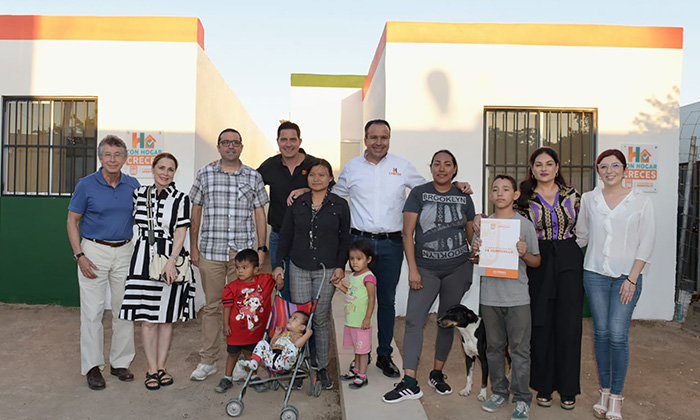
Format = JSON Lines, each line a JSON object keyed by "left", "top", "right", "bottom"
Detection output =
{"left": 257, "top": 246, "right": 269, "bottom": 253}
{"left": 73, "top": 252, "right": 85, "bottom": 261}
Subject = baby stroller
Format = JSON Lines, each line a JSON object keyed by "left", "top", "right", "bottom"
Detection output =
{"left": 225, "top": 267, "right": 327, "bottom": 420}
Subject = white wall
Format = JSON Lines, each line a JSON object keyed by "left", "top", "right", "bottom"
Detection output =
{"left": 194, "top": 48, "right": 274, "bottom": 176}
{"left": 290, "top": 86, "right": 362, "bottom": 170}
{"left": 367, "top": 41, "right": 682, "bottom": 319}
{"left": 1, "top": 37, "right": 275, "bottom": 311}
{"left": 0, "top": 39, "right": 200, "bottom": 189}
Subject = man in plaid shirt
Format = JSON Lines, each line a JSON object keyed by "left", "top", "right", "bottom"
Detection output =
{"left": 188, "top": 128, "right": 270, "bottom": 381}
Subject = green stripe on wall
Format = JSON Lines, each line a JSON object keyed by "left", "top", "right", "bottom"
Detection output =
{"left": 0, "top": 196, "right": 78, "bottom": 305}
{"left": 291, "top": 74, "right": 366, "bottom": 88}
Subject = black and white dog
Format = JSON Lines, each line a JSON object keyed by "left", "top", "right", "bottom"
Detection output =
{"left": 437, "top": 304, "right": 489, "bottom": 401}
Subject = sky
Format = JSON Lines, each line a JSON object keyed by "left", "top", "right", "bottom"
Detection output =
{"left": 3, "top": 0, "right": 698, "bottom": 142}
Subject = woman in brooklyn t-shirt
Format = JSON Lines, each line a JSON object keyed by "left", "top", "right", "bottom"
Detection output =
{"left": 382, "top": 149, "right": 475, "bottom": 403}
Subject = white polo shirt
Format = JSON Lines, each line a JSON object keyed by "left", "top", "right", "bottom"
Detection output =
{"left": 333, "top": 152, "right": 425, "bottom": 233}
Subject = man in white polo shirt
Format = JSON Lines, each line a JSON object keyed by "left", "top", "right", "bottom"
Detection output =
{"left": 335, "top": 119, "right": 471, "bottom": 378}
{"left": 333, "top": 119, "right": 424, "bottom": 377}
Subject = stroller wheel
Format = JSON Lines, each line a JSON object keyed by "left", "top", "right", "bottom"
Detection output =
{"left": 272, "top": 378, "right": 280, "bottom": 391}
{"left": 280, "top": 405, "right": 299, "bottom": 420}
{"left": 313, "top": 381, "right": 322, "bottom": 397}
{"left": 225, "top": 399, "right": 244, "bottom": 417}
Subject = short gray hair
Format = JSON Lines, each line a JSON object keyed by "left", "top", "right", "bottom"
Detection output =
{"left": 98, "top": 135, "right": 128, "bottom": 158}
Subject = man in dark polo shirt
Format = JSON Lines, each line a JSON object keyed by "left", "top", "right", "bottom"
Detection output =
{"left": 256, "top": 121, "right": 316, "bottom": 300}
{"left": 67, "top": 134, "right": 140, "bottom": 390}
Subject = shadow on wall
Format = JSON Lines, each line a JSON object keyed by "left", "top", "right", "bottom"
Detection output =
{"left": 427, "top": 70, "right": 450, "bottom": 116}
{"left": 632, "top": 86, "right": 680, "bottom": 135}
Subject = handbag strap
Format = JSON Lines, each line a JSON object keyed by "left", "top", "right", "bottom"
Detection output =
{"left": 146, "top": 186, "right": 156, "bottom": 246}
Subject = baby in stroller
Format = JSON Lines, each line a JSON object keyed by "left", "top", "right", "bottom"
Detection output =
{"left": 239, "top": 311, "right": 313, "bottom": 373}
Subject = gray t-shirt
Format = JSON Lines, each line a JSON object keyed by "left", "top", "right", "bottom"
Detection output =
{"left": 479, "top": 212, "right": 540, "bottom": 307}
{"left": 403, "top": 183, "right": 475, "bottom": 270}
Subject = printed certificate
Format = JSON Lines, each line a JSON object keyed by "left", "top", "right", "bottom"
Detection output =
{"left": 479, "top": 218, "right": 520, "bottom": 279}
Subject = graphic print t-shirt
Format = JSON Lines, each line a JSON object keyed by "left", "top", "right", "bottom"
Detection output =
{"left": 222, "top": 274, "right": 274, "bottom": 345}
{"left": 344, "top": 270, "right": 377, "bottom": 327}
{"left": 403, "top": 183, "right": 475, "bottom": 270}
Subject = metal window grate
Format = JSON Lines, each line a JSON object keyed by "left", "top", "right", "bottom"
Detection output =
{"left": 483, "top": 108, "right": 597, "bottom": 213}
{"left": 2, "top": 97, "right": 97, "bottom": 196}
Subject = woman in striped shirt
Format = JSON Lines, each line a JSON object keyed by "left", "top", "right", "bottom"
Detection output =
{"left": 119, "top": 152, "right": 195, "bottom": 390}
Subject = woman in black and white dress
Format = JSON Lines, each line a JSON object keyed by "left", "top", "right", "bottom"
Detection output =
{"left": 119, "top": 152, "right": 195, "bottom": 390}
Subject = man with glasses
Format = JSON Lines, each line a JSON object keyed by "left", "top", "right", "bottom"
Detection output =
{"left": 67, "top": 134, "right": 140, "bottom": 390}
{"left": 189, "top": 128, "right": 269, "bottom": 381}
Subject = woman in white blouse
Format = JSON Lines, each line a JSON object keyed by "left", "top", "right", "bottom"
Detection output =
{"left": 576, "top": 149, "right": 655, "bottom": 420}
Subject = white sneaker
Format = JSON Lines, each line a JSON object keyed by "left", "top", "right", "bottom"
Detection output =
{"left": 232, "top": 361, "right": 247, "bottom": 382}
{"left": 190, "top": 363, "right": 217, "bottom": 381}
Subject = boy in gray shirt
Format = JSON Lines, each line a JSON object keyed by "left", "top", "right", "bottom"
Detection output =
{"left": 475, "top": 175, "right": 541, "bottom": 420}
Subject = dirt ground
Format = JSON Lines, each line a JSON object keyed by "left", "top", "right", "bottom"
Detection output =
{"left": 2, "top": 301, "right": 700, "bottom": 420}
{"left": 394, "top": 312, "right": 700, "bottom": 420}
{"left": 0, "top": 303, "right": 341, "bottom": 420}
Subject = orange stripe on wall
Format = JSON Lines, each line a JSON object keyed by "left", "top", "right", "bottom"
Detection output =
{"left": 0, "top": 15, "right": 205, "bottom": 50}
{"left": 385, "top": 22, "right": 683, "bottom": 49}
{"left": 363, "top": 24, "right": 387, "bottom": 99}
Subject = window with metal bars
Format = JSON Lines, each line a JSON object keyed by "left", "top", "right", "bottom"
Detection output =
{"left": 483, "top": 107, "right": 597, "bottom": 212}
{"left": 2, "top": 97, "right": 97, "bottom": 196}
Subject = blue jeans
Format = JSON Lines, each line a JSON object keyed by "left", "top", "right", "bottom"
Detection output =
{"left": 583, "top": 270, "right": 642, "bottom": 395}
{"left": 351, "top": 234, "right": 404, "bottom": 356}
{"left": 269, "top": 231, "right": 292, "bottom": 301}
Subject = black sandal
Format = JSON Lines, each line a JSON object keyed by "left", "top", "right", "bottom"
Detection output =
{"left": 561, "top": 396, "right": 576, "bottom": 410}
{"left": 158, "top": 369, "right": 173, "bottom": 386}
{"left": 145, "top": 372, "right": 160, "bottom": 390}
{"left": 536, "top": 392, "right": 552, "bottom": 407}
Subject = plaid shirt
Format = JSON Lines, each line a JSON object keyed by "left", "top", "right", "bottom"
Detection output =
{"left": 189, "top": 161, "right": 269, "bottom": 261}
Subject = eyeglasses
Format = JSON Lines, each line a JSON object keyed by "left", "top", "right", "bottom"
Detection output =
{"left": 219, "top": 139, "right": 242, "bottom": 147}
{"left": 597, "top": 163, "right": 624, "bottom": 171}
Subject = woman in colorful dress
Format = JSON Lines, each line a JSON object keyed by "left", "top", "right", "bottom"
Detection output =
{"left": 119, "top": 152, "right": 195, "bottom": 390}
{"left": 576, "top": 149, "right": 655, "bottom": 420}
{"left": 516, "top": 147, "right": 584, "bottom": 410}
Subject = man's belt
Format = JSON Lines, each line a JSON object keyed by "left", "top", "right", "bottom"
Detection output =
{"left": 351, "top": 228, "right": 402, "bottom": 241}
{"left": 84, "top": 238, "right": 131, "bottom": 247}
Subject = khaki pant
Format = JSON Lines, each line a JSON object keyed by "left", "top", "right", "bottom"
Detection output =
{"left": 78, "top": 239, "right": 135, "bottom": 375}
{"left": 198, "top": 249, "right": 237, "bottom": 364}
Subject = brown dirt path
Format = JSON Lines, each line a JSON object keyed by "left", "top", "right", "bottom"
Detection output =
{"left": 0, "top": 303, "right": 341, "bottom": 420}
{"left": 394, "top": 314, "right": 700, "bottom": 420}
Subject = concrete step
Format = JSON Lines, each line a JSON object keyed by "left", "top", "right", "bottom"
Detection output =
{"left": 331, "top": 291, "right": 429, "bottom": 420}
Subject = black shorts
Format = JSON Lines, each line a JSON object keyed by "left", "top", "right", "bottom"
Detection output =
{"left": 227, "top": 343, "right": 256, "bottom": 354}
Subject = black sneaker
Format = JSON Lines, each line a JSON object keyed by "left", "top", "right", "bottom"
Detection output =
{"left": 376, "top": 354, "right": 400, "bottom": 378}
{"left": 291, "top": 377, "right": 304, "bottom": 390}
{"left": 382, "top": 379, "right": 423, "bottom": 403}
{"left": 214, "top": 377, "right": 233, "bottom": 393}
{"left": 348, "top": 375, "right": 368, "bottom": 389}
{"left": 250, "top": 376, "right": 268, "bottom": 393}
{"left": 317, "top": 368, "right": 333, "bottom": 390}
{"left": 428, "top": 370, "right": 452, "bottom": 395}
{"left": 341, "top": 368, "right": 358, "bottom": 381}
